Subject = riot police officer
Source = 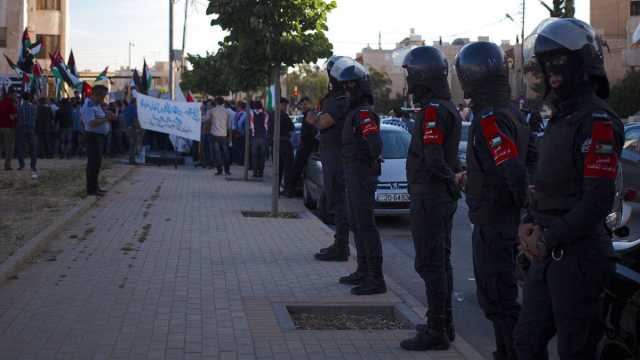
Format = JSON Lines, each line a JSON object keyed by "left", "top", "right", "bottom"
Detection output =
{"left": 399, "top": 46, "right": 463, "bottom": 351}
{"left": 330, "top": 57, "right": 386, "bottom": 295}
{"left": 308, "top": 55, "right": 351, "bottom": 262}
{"left": 515, "top": 18, "right": 624, "bottom": 360}
{"left": 455, "top": 41, "right": 532, "bottom": 360}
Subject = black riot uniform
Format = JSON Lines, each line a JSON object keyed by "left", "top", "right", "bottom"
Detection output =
{"left": 399, "top": 46, "right": 462, "bottom": 352}
{"left": 514, "top": 18, "right": 624, "bottom": 360}
{"left": 330, "top": 57, "right": 387, "bottom": 295}
{"left": 455, "top": 41, "right": 533, "bottom": 360}
{"left": 314, "top": 56, "right": 351, "bottom": 262}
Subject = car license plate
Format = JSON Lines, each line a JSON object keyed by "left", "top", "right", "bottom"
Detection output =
{"left": 376, "top": 193, "right": 409, "bottom": 202}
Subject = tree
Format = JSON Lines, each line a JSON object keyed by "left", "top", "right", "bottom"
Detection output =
{"left": 206, "top": 0, "right": 336, "bottom": 214}
{"left": 181, "top": 51, "right": 231, "bottom": 96}
{"left": 539, "top": 0, "right": 575, "bottom": 18}
{"left": 285, "top": 64, "right": 328, "bottom": 104}
{"left": 609, "top": 69, "right": 640, "bottom": 118}
{"left": 369, "top": 66, "right": 402, "bottom": 114}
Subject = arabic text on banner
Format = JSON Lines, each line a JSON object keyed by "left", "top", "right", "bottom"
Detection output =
{"left": 136, "top": 93, "right": 201, "bottom": 141}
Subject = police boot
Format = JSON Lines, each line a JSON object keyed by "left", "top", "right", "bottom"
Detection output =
{"left": 350, "top": 257, "right": 387, "bottom": 295}
{"left": 339, "top": 257, "right": 367, "bottom": 285}
{"left": 314, "top": 245, "right": 349, "bottom": 261}
{"left": 401, "top": 316, "right": 450, "bottom": 351}
{"left": 415, "top": 320, "right": 455, "bottom": 342}
{"left": 446, "top": 307, "right": 456, "bottom": 342}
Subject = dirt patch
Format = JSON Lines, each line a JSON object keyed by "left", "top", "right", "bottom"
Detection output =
{"left": 290, "top": 313, "right": 407, "bottom": 330}
{"left": 0, "top": 159, "right": 123, "bottom": 264}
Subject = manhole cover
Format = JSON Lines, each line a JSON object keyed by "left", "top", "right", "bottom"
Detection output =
{"left": 241, "top": 211, "right": 300, "bottom": 219}
{"left": 273, "top": 304, "right": 418, "bottom": 331}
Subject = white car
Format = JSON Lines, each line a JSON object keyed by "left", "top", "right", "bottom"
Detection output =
{"left": 303, "top": 123, "right": 411, "bottom": 220}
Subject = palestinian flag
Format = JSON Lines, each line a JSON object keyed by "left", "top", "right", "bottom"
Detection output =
{"left": 132, "top": 69, "right": 142, "bottom": 91}
{"left": 67, "top": 50, "right": 78, "bottom": 77}
{"left": 4, "top": 55, "right": 24, "bottom": 78}
{"left": 95, "top": 66, "right": 109, "bottom": 81}
{"left": 265, "top": 85, "right": 276, "bottom": 112}
{"left": 30, "top": 62, "right": 43, "bottom": 95}
{"left": 142, "top": 59, "right": 152, "bottom": 94}
{"left": 18, "top": 28, "right": 42, "bottom": 73}
{"left": 50, "top": 50, "right": 82, "bottom": 89}
{"left": 82, "top": 81, "right": 93, "bottom": 98}
{"left": 51, "top": 67, "right": 64, "bottom": 100}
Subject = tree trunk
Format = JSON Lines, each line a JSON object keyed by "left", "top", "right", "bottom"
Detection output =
{"left": 271, "top": 67, "right": 282, "bottom": 215}
{"left": 243, "top": 92, "right": 253, "bottom": 181}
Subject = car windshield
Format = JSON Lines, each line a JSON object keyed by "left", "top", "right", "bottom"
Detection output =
{"left": 382, "top": 128, "right": 410, "bottom": 159}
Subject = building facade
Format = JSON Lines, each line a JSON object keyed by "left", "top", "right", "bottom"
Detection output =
{"left": 591, "top": 0, "right": 640, "bottom": 84}
{"left": 0, "top": 0, "right": 69, "bottom": 76}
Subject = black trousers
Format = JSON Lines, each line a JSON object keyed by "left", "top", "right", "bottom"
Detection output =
{"left": 472, "top": 223, "right": 521, "bottom": 360}
{"left": 410, "top": 196, "right": 457, "bottom": 329}
{"left": 85, "top": 133, "right": 105, "bottom": 194}
{"left": 278, "top": 140, "right": 294, "bottom": 187}
{"left": 251, "top": 137, "right": 267, "bottom": 175}
{"left": 320, "top": 147, "right": 349, "bottom": 249}
{"left": 345, "top": 161, "right": 382, "bottom": 271}
{"left": 15, "top": 127, "right": 38, "bottom": 170}
{"left": 514, "top": 240, "right": 614, "bottom": 360}
{"left": 286, "top": 143, "right": 314, "bottom": 193}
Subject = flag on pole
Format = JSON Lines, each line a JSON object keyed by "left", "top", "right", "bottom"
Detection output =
{"left": 18, "top": 28, "right": 41, "bottom": 73}
{"left": 266, "top": 85, "right": 276, "bottom": 112}
{"left": 82, "top": 81, "right": 93, "bottom": 98}
{"left": 132, "top": 69, "right": 142, "bottom": 91}
{"left": 67, "top": 50, "right": 78, "bottom": 77}
{"left": 51, "top": 67, "right": 64, "bottom": 100}
{"left": 142, "top": 59, "right": 152, "bottom": 94}
{"left": 95, "top": 66, "right": 109, "bottom": 82}
{"left": 30, "top": 62, "right": 43, "bottom": 95}
{"left": 50, "top": 50, "right": 82, "bottom": 89}
{"left": 4, "top": 55, "right": 24, "bottom": 78}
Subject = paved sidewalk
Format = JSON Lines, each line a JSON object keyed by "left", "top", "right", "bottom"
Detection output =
{"left": 0, "top": 165, "right": 481, "bottom": 360}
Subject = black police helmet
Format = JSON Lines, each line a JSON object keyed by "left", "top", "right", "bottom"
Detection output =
{"left": 455, "top": 41, "right": 508, "bottom": 95}
{"left": 403, "top": 46, "right": 450, "bottom": 99}
{"left": 524, "top": 18, "right": 609, "bottom": 99}
{"left": 330, "top": 57, "right": 369, "bottom": 82}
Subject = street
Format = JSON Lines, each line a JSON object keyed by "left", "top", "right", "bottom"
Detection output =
{"left": 317, "top": 198, "right": 640, "bottom": 360}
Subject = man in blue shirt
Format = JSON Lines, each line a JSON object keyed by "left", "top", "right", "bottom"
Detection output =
{"left": 123, "top": 97, "right": 142, "bottom": 165}
{"left": 82, "top": 80, "right": 114, "bottom": 196}
{"left": 16, "top": 93, "right": 38, "bottom": 173}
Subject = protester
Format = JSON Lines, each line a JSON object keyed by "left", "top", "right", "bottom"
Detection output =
{"left": 35, "top": 97, "right": 54, "bottom": 158}
{"left": 251, "top": 102, "right": 269, "bottom": 177}
{"left": 71, "top": 98, "right": 85, "bottom": 157}
{"left": 276, "top": 98, "right": 295, "bottom": 191}
{"left": 16, "top": 93, "right": 38, "bottom": 174}
{"left": 201, "top": 100, "right": 214, "bottom": 168}
{"left": 124, "top": 97, "right": 143, "bottom": 165}
{"left": 0, "top": 90, "right": 18, "bottom": 170}
{"left": 57, "top": 98, "right": 74, "bottom": 159}
{"left": 82, "top": 80, "right": 114, "bottom": 196}
{"left": 284, "top": 97, "right": 316, "bottom": 197}
{"left": 206, "top": 97, "right": 231, "bottom": 176}
{"left": 232, "top": 102, "right": 249, "bottom": 165}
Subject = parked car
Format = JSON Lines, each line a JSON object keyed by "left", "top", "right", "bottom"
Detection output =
{"left": 303, "top": 123, "right": 411, "bottom": 221}
{"left": 458, "top": 121, "right": 471, "bottom": 169}
{"left": 622, "top": 122, "right": 640, "bottom": 198}
{"left": 599, "top": 238, "right": 640, "bottom": 360}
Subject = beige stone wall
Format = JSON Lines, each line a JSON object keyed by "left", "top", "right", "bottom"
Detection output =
{"left": 28, "top": 0, "right": 69, "bottom": 70}
{"left": 591, "top": 0, "right": 629, "bottom": 39}
{"left": 0, "top": 0, "right": 27, "bottom": 75}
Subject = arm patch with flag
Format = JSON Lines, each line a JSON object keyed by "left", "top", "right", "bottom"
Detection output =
{"left": 583, "top": 113, "right": 618, "bottom": 179}
{"left": 479, "top": 113, "right": 518, "bottom": 166}
{"left": 422, "top": 104, "right": 443, "bottom": 145}
{"left": 358, "top": 110, "right": 379, "bottom": 138}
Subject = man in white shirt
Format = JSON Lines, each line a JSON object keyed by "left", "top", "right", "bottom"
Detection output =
{"left": 205, "top": 97, "right": 232, "bottom": 176}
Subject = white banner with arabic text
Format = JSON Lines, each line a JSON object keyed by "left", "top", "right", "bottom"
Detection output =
{"left": 136, "top": 93, "right": 201, "bottom": 142}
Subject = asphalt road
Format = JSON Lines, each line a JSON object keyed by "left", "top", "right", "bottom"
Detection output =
{"left": 314, "top": 199, "right": 640, "bottom": 359}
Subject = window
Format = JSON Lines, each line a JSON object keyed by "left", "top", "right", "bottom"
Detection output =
{"left": 36, "top": 34, "right": 60, "bottom": 59}
{"left": 36, "top": 0, "right": 61, "bottom": 10}
{"left": 631, "top": 1, "right": 640, "bottom": 16}
{"left": 0, "top": 28, "right": 7, "bottom": 48}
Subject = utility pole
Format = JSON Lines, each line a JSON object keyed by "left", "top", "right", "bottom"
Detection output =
{"left": 128, "top": 42, "right": 134, "bottom": 69}
{"left": 521, "top": 0, "right": 527, "bottom": 98}
{"left": 182, "top": 0, "right": 189, "bottom": 71}
{"left": 169, "top": 0, "right": 175, "bottom": 100}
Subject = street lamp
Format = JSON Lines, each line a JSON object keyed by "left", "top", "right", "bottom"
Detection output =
{"left": 128, "top": 42, "right": 135, "bottom": 69}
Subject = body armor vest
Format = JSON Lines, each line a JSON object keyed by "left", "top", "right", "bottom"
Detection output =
{"left": 342, "top": 104, "right": 379, "bottom": 164}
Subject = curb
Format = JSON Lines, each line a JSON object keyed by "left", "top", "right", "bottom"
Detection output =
{"left": 303, "top": 207, "right": 486, "bottom": 360}
{"left": 0, "top": 165, "right": 136, "bottom": 286}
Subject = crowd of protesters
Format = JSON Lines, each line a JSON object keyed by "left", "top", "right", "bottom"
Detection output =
{"left": 0, "top": 89, "right": 144, "bottom": 178}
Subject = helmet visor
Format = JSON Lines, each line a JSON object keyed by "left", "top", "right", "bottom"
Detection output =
{"left": 329, "top": 57, "right": 368, "bottom": 81}
{"left": 524, "top": 18, "right": 601, "bottom": 62}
